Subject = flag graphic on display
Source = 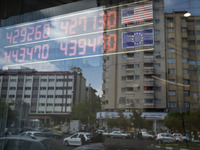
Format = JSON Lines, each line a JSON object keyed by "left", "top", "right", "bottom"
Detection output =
{"left": 121, "top": 3, "right": 153, "bottom": 24}
{"left": 122, "top": 29, "right": 154, "bottom": 49}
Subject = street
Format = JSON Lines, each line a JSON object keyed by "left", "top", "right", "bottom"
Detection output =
{"left": 56, "top": 137, "right": 156, "bottom": 150}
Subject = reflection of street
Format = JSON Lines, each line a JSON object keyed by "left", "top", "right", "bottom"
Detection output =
{"left": 56, "top": 136, "right": 156, "bottom": 150}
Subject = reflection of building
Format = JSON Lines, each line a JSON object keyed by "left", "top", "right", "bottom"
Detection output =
{"left": 0, "top": 67, "right": 87, "bottom": 125}
{"left": 165, "top": 12, "right": 200, "bottom": 112}
{"left": 101, "top": 0, "right": 166, "bottom": 131}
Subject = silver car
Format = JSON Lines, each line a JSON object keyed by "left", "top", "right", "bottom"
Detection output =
{"left": 156, "top": 133, "right": 176, "bottom": 144}
{"left": 109, "top": 131, "right": 131, "bottom": 139}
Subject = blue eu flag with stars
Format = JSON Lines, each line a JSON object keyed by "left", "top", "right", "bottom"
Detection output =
{"left": 122, "top": 29, "right": 154, "bottom": 48}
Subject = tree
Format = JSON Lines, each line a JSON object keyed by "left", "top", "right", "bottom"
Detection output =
{"left": 71, "top": 99, "right": 101, "bottom": 126}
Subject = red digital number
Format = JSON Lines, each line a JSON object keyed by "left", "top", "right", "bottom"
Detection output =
{"left": 35, "top": 25, "right": 42, "bottom": 40}
{"left": 98, "top": 12, "right": 106, "bottom": 30}
{"left": 18, "top": 48, "right": 26, "bottom": 62}
{"left": 20, "top": 28, "right": 27, "bottom": 43}
{"left": 107, "top": 10, "right": 117, "bottom": 28}
{"left": 69, "top": 19, "right": 77, "bottom": 35}
{"left": 13, "top": 29, "right": 19, "bottom": 44}
{"left": 88, "top": 38, "right": 97, "bottom": 52}
{"left": 60, "top": 42, "right": 68, "bottom": 55}
{"left": 6, "top": 32, "right": 13, "bottom": 43}
{"left": 61, "top": 21, "right": 69, "bottom": 35}
{"left": 107, "top": 33, "right": 117, "bottom": 51}
{"left": 93, "top": 16, "right": 97, "bottom": 30}
{"left": 34, "top": 45, "right": 41, "bottom": 59}
{"left": 43, "top": 23, "right": 50, "bottom": 39}
{"left": 79, "top": 17, "right": 87, "bottom": 31}
{"left": 27, "top": 47, "right": 33, "bottom": 60}
{"left": 12, "top": 50, "right": 18, "bottom": 61}
{"left": 27, "top": 27, "right": 34, "bottom": 41}
{"left": 78, "top": 38, "right": 86, "bottom": 55}
{"left": 41, "top": 44, "right": 49, "bottom": 59}
{"left": 5, "top": 51, "right": 11, "bottom": 62}
{"left": 69, "top": 40, "right": 77, "bottom": 56}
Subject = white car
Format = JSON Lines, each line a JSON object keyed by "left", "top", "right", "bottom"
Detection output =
{"left": 109, "top": 131, "right": 131, "bottom": 139}
{"left": 156, "top": 133, "right": 176, "bottom": 144}
{"left": 141, "top": 131, "right": 154, "bottom": 140}
{"left": 172, "top": 133, "right": 189, "bottom": 143}
{"left": 63, "top": 132, "right": 91, "bottom": 146}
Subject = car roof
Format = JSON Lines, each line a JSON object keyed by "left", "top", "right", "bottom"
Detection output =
{"left": 0, "top": 135, "right": 50, "bottom": 142}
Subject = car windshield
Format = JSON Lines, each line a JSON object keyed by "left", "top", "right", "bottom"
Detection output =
{"left": 0, "top": 0, "right": 200, "bottom": 150}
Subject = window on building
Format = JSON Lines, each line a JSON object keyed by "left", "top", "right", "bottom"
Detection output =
{"left": 188, "top": 30, "right": 195, "bottom": 35}
{"left": 9, "top": 87, "right": 16, "bottom": 90}
{"left": 153, "top": 9, "right": 160, "bottom": 13}
{"left": 41, "top": 79, "right": 47, "bottom": 82}
{"left": 189, "top": 60, "right": 196, "bottom": 65}
{"left": 181, "top": 27, "right": 187, "bottom": 32}
{"left": 189, "top": 70, "right": 196, "bottom": 75}
{"left": 182, "top": 58, "right": 187, "bottom": 63}
{"left": 154, "top": 19, "right": 160, "bottom": 24}
{"left": 167, "top": 28, "right": 174, "bottom": 32}
{"left": 121, "top": 88, "right": 126, "bottom": 92}
{"left": 145, "top": 99, "right": 154, "bottom": 103}
{"left": 154, "top": 63, "right": 160, "bottom": 68}
{"left": 26, "top": 79, "right": 32, "bottom": 82}
{"left": 184, "top": 102, "right": 190, "bottom": 108}
{"left": 127, "top": 76, "right": 134, "bottom": 80}
{"left": 135, "top": 64, "right": 140, "bottom": 69}
{"left": 184, "top": 91, "right": 189, "bottom": 96}
{"left": 182, "top": 38, "right": 187, "bottom": 43}
{"left": 48, "top": 87, "right": 54, "bottom": 90}
{"left": 24, "top": 95, "right": 31, "bottom": 98}
{"left": 168, "top": 91, "right": 176, "bottom": 96}
{"left": 121, "top": 76, "right": 126, "bottom": 81}
{"left": 188, "top": 51, "right": 195, "bottom": 55}
{"left": 39, "top": 95, "right": 46, "bottom": 98}
{"left": 168, "top": 69, "right": 175, "bottom": 74}
{"left": 190, "top": 81, "right": 198, "bottom": 85}
{"left": 155, "top": 30, "right": 160, "bottom": 34}
{"left": 182, "top": 48, "right": 187, "bottom": 53}
{"left": 167, "top": 18, "right": 173, "bottom": 23}
{"left": 168, "top": 38, "right": 174, "bottom": 43}
{"left": 187, "top": 21, "right": 194, "bottom": 25}
{"left": 183, "top": 80, "right": 189, "bottom": 84}
{"left": 169, "top": 102, "right": 176, "bottom": 107}
{"left": 168, "top": 48, "right": 175, "bottom": 53}
{"left": 188, "top": 40, "right": 195, "bottom": 45}
{"left": 47, "top": 95, "right": 54, "bottom": 98}
{"left": 135, "top": 75, "right": 140, "bottom": 79}
{"left": 190, "top": 92, "right": 198, "bottom": 97}
{"left": 183, "top": 69, "right": 188, "bottom": 74}
{"left": 168, "top": 58, "right": 175, "bottom": 63}
{"left": 49, "top": 79, "right": 55, "bottom": 82}
{"left": 181, "top": 18, "right": 186, "bottom": 22}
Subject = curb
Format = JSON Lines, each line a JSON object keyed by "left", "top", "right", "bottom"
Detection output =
{"left": 153, "top": 145, "right": 190, "bottom": 150}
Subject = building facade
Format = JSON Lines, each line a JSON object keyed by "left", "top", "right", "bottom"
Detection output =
{"left": 165, "top": 12, "right": 200, "bottom": 112}
{"left": 0, "top": 67, "right": 86, "bottom": 125}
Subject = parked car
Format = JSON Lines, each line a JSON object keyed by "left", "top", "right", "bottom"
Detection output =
{"left": 109, "top": 131, "right": 131, "bottom": 139}
{"left": 40, "top": 129, "right": 63, "bottom": 139}
{"left": 20, "top": 131, "right": 51, "bottom": 138}
{"left": 172, "top": 133, "right": 189, "bottom": 143}
{"left": 95, "top": 130, "right": 109, "bottom": 137}
{"left": 0, "top": 136, "right": 63, "bottom": 150}
{"left": 156, "top": 133, "right": 176, "bottom": 144}
{"left": 141, "top": 131, "right": 154, "bottom": 140}
{"left": 63, "top": 132, "right": 91, "bottom": 146}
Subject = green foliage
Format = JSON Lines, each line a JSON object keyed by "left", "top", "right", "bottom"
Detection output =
{"left": 164, "top": 109, "right": 200, "bottom": 132}
{"left": 71, "top": 99, "right": 101, "bottom": 125}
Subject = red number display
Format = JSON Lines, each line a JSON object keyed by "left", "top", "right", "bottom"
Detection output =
{"left": 18, "top": 47, "right": 26, "bottom": 62}
{"left": 78, "top": 38, "right": 86, "bottom": 55}
{"left": 69, "top": 19, "right": 78, "bottom": 35}
{"left": 35, "top": 25, "right": 42, "bottom": 40}
{"left": 69, "top": 40, "right": 77, "bottom": 56}
{"left": 6, "top": 32, "right": 13, "bottom": 43}
{"left": 27, "top": 47, "right": 33, "bottom": 60}
{"left": 5, "top": 51, "right": 11, "bottom": 62}
{"left": 13, "top": 29, "right": 19, "bottom": 44}
{"left": 20, "top": 28, "right": 27, "bottom": 43}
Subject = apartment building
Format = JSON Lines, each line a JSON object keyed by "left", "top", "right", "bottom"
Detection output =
{"left": 165, "top": 12, "right": 200, "bottom": 112}
{"left": 102, "top": 0, "right": 166, "bottom": 112}
{"left": 0, "top": 67, "right": 86, "bottom": 124}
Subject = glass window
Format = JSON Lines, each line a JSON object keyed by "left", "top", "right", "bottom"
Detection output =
{"left": 182, "top": 58, "right": 187, "bottom": 63}
{"left": 168, "top": 91, "right": 176, "bottom": 96}
{"left": 168, "top": 48, "right": 175, "bottom": 53}
{"left": 169, "top": 102, "right": 176, "bottom": 107}
{"left": 181, "top": 27, "right": 187, "bottom": 32}
{"left": 168, "top": 69, "right": 175, "bottom": 74}
{"left": 182, "top": 48, "right": 187, "bottom": 53}
{"left": 168, "top": 58, "right": 175, "bottom": 63}
{"left": 167, "top": 28, "right": 174, "bottom": 32}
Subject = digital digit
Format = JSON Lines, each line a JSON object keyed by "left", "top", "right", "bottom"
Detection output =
{"left": 13, "top": 29, "right": 19, "bottom": 44}
{"left": 27, "top": 27, "right": 34, "bottom": 41}
{"left": 27, "top": 47, "right": 33, "bottom": 60}
{"left": 107, "top": 10, "right": 117, "bottom": 28}
{"left": 98, "top": 12, "right": 106, "bottom": 30}
{"left": 6, "top": 32, "right": 13, "bottom": 43}
{"left": 35, "top": 25, "right": 42, "bottom": 40}
{"left": 60, "top": 42, "right": 68, "bottom": 55}
{"left": 69, "top": 18, "right": 77, "bottom": 35}
{"left": 5, "top": 51, "right": 11, "bottom": 62}
{"left": 20, "top": 28, "right": 27, "bottom": 43}
{"left": 88, "top": 38, "right": 97, "bottom": 52}
{"left": 61, "top": 21, "right": 69, "bottom": 35}
{"left": 69, "top": 40, "right": 77, "bottom": 56}
{"left": 98, "top": 35, "right": 106, "bottom": 51}
{"left": 43, "top": 23, "right": 50, "bottom": 39}
{"left": 107, "top": 33, "right": 117, "bottom": 52}
{"left": 79, "top": 17, "right": 87, "bottom": 31}
{"left": 34, "top": 45, "right": 41, "bottom": 59}
{"left": 78, "top": 38, "right": 86, "bottom": 55}
{"left": 12, "top": 50, "right": 18, "bottom": 61}
{"left": 18, "top": 47, "right": 26, "bottom": 62}
{"left": 41, "top": 44, "right": 49, "bottom": 59}
{"left": 93, "top": 16, "right": 97, "bottom": 30}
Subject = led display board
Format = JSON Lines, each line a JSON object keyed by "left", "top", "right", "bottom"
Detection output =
{"left": 0, "top": 1, "right": 153, "bottom": 66}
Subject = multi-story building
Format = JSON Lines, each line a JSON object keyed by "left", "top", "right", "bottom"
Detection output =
{"left": 102, "top": 0, "right": 166, "bottom": 112}
{"left": 0, "top": 67, "right": 86, "bottom": 125}
{"left": 100, "top": 0, "right": 167, "bottom": 131}
{"left": 165, "top": 11, "right": 200, "bottom": 112}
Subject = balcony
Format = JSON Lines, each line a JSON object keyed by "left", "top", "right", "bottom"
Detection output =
{"left": 144, "top": 90, "right": 154, "bottom": 94}
{"left": 144, "top": 67, "right": 154, "bottom": 74}
{"left": 144, "top": 56, "right": 154, "bottom": 63}
{"left": 144, "top": 93, "right": 154, "bottom": 99}
{"left": 144, "top": 78, "right": 154, "bottom": 86}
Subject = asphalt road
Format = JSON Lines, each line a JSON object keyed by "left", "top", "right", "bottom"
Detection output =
{"left": 55, "top": 137, "right": 156, "bottom": 150}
